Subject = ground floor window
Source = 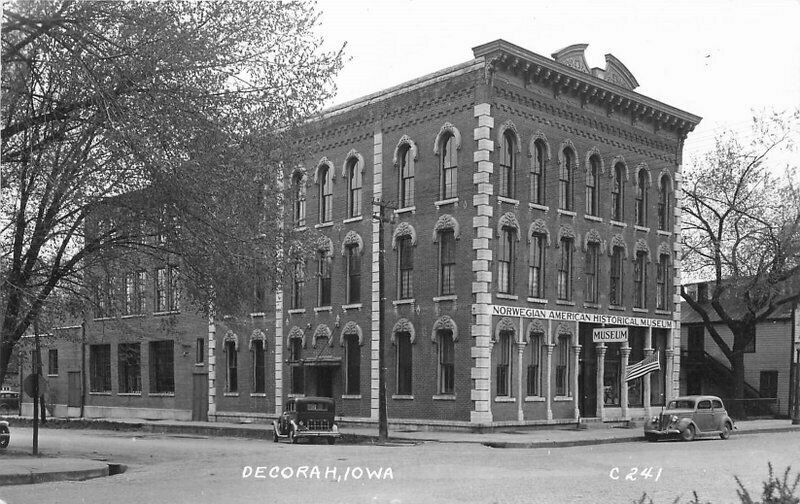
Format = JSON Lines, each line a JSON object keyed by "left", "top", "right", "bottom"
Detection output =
{"left": 438, "top": 330, "right": 455, "bottom": 395}
{"left": 225, "top": 340, "right": 238, "bottom": 393}
{"left": 650, "top": 330, "right": 668, "bottom": 406}
{"left": 627, "top": 329, "right": 645, "bottom": 407}
{"left": 527, "top": 333, "right": 543, "bottom": 396}
{"left": 47, "top": 349, "right": 58, "bottom": 375}
{"left": 289, "top": 337, "right": 304, "bottom": 394}
{"left": 149, "top": 340, "right": 174, "bottom": 393}
{"left": 90, "top": 344, "right": 111, "bottom": 393}
{"left": 118, "top": 343, "right": 141, "bottom": 394}
{"left": 555, "top": 334, "right": 570, "bottom": 396}
{"left": 252, "top": 341, "right": 266, "bottom": 394}
{"left": 496, "top": 331, "right": 513, "bottom": 397}
{"left": 396, "top": 332, "right": 412, "bottom": 395}
{"left": 345, "top": 334, "right": 360, "bottom": 395}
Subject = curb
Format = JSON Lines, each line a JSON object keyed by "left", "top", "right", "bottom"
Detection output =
{"left": 0, "top": 465, "right": 109, "bottom": 486}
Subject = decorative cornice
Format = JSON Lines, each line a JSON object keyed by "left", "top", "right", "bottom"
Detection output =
{"left": 249, "top": 329, "right": 267, "bottom": 351}
{"left": 609, "top": 234, "right": 628, "bottom": 258}
{"left": 341, "top": 149, "right": 365, "bottom": 178}
{"left": 496, "top": 120, "right": 522, "bottom": 152}
{"left": 393, "top": 135, "right": 418, "bottom": 168}
{"left": 658, "top": 242, "right": 672, "bottom": 258}
{"left": 340, "top": 321, "right": 363, "bottom": 346}
{"left": 433, "top": 122, "right": 462, "bottom": 155}
{"left": 527, "top": 320, "right": 547, "bottom": 340}
{"left": 312, "top": 324, "right": 332, "bottom": 348}
{"left": 314, "top": 157, "right": 334, "bottom": 184}
{"left": 392, "top": 222, "right": 417, "bottom": 249}
{"left": 288, "top": 325, "right": 306, "bottom": 348}
{"left": 528, "top": 219, "right": 551, "bottom": 246}
{"left": 432, "top": 315, "right": 459, "bottom": 342}
{"left": 497, "top": 212, "right": 521, "bottom": 239}
{"left": 584, "top": 147, "right": 605, "bottom": 174}
{"left": 341, "top": 230, "right": 364, "bottom": 256}
{"left": 494, "top": 317, "right": 518, "bottom": 342}
{"left": 392, "top": 318, "right": 416, "bottom": 344}
{"left": 528, "top": 131, "right": 552, "bottom": 162}
{"left": 433, "top": 214, "right": 460, "bottom": 241}
{"left": 223, "top": 331, "right": 239, "bottom": 352}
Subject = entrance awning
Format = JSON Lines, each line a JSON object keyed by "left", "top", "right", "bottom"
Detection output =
{"left": 301, "top": 356, "right": 342, "bottom": 367}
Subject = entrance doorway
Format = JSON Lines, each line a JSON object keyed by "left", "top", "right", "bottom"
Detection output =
{"left": 578, "top": 324, "right": 597, "bottom": 417}
{"left": 306, "top": 366, "right": 335, "bottom": 397}
{"left": 192, "top": 372, "right": 208, "bottom": 421}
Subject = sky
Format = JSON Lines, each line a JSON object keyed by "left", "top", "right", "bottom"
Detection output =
{"left": 313, "top": 0, "right": 800, "bottom": 164}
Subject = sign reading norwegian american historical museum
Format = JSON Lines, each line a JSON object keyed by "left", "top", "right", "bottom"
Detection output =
{"left": 489, "top": 305, "right": 674, "bottom": 329}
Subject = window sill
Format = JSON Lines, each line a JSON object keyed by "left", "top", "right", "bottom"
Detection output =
{"left": 315, "top": 222, "right": 334, "bottom": 229}
{"left": 610, "top": 220, "right": 627, "bottom": 228}
{"left": 393, "top": 299, "right": 415, "bottom": 306}
{"left": 524, "top": 396, "right": 546, "bottom": 402}
{"left": 583, "top": 303, "right": 601, "bottom": 309}
{"left": 250, "top": 393, "right": 267, "bottom": 398}
{"left": 250, "top": 312, "right": 265, "bottom": 318}
{"left": 494, "top": 396, "right": 516, "bottom": 403}
{"left": 553, "top": 396, "right": 573, "bottom": 402}
{"left": 224, "top": 392, "right": 240, "bottom": 397}
{"left": 528, "top": 203, "right": 549, "bottom": 212}
{"left": 89, "top": 392, "right": 112, "bottom": 396}
{"left": 557, "top": 209, "right": 576, "bottom": 218}
{"left": 584, "top": 215, "right": 603, "bottom": 223}
{"left": 342, "top": 394, "right": 362, "bottom": 400}
{"left": 148, "top": 393, "right": 175, "bottom": 397}
{"left": 555, "top": 300, "right": 575, "bottom": 306}
{"left": 394, "top": 206, "right": 415, "bottom": 215}
{"left": 433, "top": 295, "right": 457, "bottom": 302}
{"left": 47, "top": 373, "right": 58, "bottom": 377}
{"left": 392, "top": 395, "right": 414, "bottom": 400}
{"left": 195, "top": 363, "right": 205, "bottom": 367}
{"left": 497, "top": 196, "right": 519, "bottom": 205}
{"left": 287, "top": 393, "right": 306, "bottom": 398}
{"left": 342, "top": 303, "right": 362, "bottom": 311}
{"left": 654, "top": 310, "right": 671, "bottom": 316}
{"left": 609, "top": 305, "right": 626, "bottom": 311}
{"left": 433, "top": 395, "right": 456, "bottom": 401}
{"left": 118, "top": 392, "right": 142, "bottom": 397}
{"left": 496, "top": 293, "right": 518, "bottom": 300}
{"left": 343, "top": 216, "right": 363, "bottom": 224}
{"left": 153, "top": 311, "right": 181, "bottom": 317}
{"left": 93, "top": 317, "right": 113, "bottom": 322}
{"left": 121, "top": 314, "right": 146, "bottom": 319}
{"left": 632, "top": 308, "right": 649, "bottom": 314}
{"left": 314, "top": 306, "right": 333, "bottom": 313}
{"left": 634, "top": 225, "right": 650, "bottom": 233}
{"left": 434, "top": 197, "right": 458, "bottom": 208}
{"left": 527, "top": 297, "right": 548, "bottom": 304}
{"left": 288, "top": 308, "right": 306, "bottom": 315}
{"left": 294, "top": 226, "right": 308, "bottom": 232}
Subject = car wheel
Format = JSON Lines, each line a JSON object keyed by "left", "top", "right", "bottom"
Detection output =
{"left": 720, "top": 422, "right": 732, "bottom": 440}
{"left": 0, "top": 425, "right": 9, "bottom": 449}
{"left": 289, "top": 428, "right": 298, "bottom": 444}
{"left": 681, "top": 424, "right": 696, "bottom": 442}
{"left": 644, "top": 433, "right": 658, "bottom": 442}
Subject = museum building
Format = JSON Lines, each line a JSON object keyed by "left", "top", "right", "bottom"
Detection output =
{"left": 26, "top": 40, "right": 701, "bottom": 428}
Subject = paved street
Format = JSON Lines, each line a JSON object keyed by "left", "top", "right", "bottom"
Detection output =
{"left": 1, "top": 427, "right": 798, "bottom": 504}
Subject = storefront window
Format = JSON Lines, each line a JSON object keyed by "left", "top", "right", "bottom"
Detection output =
{"left": 627, "top": 329, "right": 645, "bottom": 407}
{"left": 603, "top": 344, "right": 621, "bottom": 407}
{"left": 650, "top": 330, "right": 668, "bottom": 406}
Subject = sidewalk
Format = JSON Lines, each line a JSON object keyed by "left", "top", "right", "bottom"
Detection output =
{"left": 1, "top": 416, "right": 798, "bottom": 486}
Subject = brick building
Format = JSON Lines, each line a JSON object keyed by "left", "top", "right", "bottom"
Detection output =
{"left": 28, "top": 40, "right": 701, "bottom": 427}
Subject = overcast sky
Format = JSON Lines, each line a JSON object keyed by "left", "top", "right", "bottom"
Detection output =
{"left": 314, "top": 0, "right": 800, "bottom": 164}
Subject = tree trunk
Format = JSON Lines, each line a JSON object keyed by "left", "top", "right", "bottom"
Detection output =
{"left": 730, "top": 351, "right": 747, "bottom": 419}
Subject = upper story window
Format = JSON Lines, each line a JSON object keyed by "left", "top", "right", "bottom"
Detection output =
{"left": 318, "top": 164, "right": 333, "bottom": 224}
{"left": 346, "top": 157, "right": 362, "bottom": 218}
{"left": 557, "top": 238, "right": 573, "bottom": 301}
{"left": 316, "top": 250, "right": 332, "bottom": 307}
{"left": 499, "top": 131, "right": 515, "bottom": 199}
{"left": 396, "top": 331, "right": 413, "bottom": 395}
{"left": 344, "top": 333, "right": 360, "bottom": 395}
{"left": 154, "top": 265, "right": 179, "bottom": 313}
{"left": 398, "top": 144, "right": 415, "bottom": 208}
{"left": 224, "top": 339, "right": 238, "bottom": 393}
{"left": 585, "top": 242, "right": 600, "bottom": 303}
{"left": 585, "top": 155, "right": 601, "bottom": 216}
{"left": 440, "top": 134, "right": 458, "bottom": 200}
{"left": 397, "top": 235, "right": 414, "bottom": 300}
{"left": 559, "top": 147, "right": 575, "bottom": 211}
{"left": 530, "top": 139, "right": 546, "bottom": 205}
{"left": 656, "top": 253, "right": 670, "bottom": 310}
{"left": 498, "top": 227, "right": 516, "bottom": 294}
{"left": 438, "top": 228, "right": 456, "bottom": 296}
{"left": 528, "top": 234, "right": 545, "bottom": 298}
{"left": 610, "top": 246, "right": 624, "bottom": 306}
{"left": 612, "top": 163, "right": 625, "bottom": 222}
{"left": 345, "top": 243, "right": 361, "bottom": 304}
{"left": 123, "top": 270, "right": 146, "bottom": 315}
{"left": 658, "top": 173, "right": 671, "bottom": 231}
{"left": 635, "top": 168, "right": 649, "bottom": 227}
{"left": 292, "top": 172, "right": 306, "bottom": 227}
{"left": 291, "top": 261, "right": 305, "bottom": 310}
{"left": 634, "top": 251, "right": 648, "bottom": 309}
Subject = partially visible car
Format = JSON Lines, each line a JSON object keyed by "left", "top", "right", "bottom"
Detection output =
{"left": 0, "top": 390, "right": 19, "bottom": 415}
{"left": 273, "top": 396, "right": 340, "bottom": 444}
{"left": 644, "top": 394, "right": 734, "bottom": 442}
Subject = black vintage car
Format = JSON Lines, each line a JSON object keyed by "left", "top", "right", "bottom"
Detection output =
{"left": 0, "top": 390, "right": 19, "bottom": 415}
{"left": 273, "top": 397, "right": 340, "bottom": 444}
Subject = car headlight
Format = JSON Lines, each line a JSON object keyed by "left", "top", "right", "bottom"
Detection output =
{"left": 670, "top": 415, "right": 678, "bottom": 423}
{"left": 299, "top": 420, "right": 305, "bottom": 427}
{"left": 650, "top": 416, "right": 659, "bottom": 423}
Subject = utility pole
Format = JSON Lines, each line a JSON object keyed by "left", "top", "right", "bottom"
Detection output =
{"left": 372, "top": 198, "right": 395, "bottom": 442}
{"left": 33, "top": 319, "right": 40, "bottom": 456}
{"left": 793, "top": 347, "right": 799, "bottom": 425}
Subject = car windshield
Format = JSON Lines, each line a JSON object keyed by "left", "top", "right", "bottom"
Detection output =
{"left": 668, "top": 399, "right": 695, "bottom": 409}
{"left": 305, "top": 402, "right": 329, "bottom": 411}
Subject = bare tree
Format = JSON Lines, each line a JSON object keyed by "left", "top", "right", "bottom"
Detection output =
{"left": 0, "top": 0, "right": 344, "bottom": 387}
{"left": 681, "top": 109, "right": 800, "bottom": 414}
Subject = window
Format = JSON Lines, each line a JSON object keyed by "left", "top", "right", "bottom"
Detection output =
{"left": 396, "top": 332, "right": 412, "bottom": 395}
{"left": 135, "top": 271, "right": 146, "bottom": 313}
{"left": 528, "top": 234, "right": 545, "bottom": 298}
{"left": 498, "top": 227, "right": 515, "bottom": 294}
{"left": 555, "top": 334, "right": 570, "bottom": 396}
{"left": 559, "top": 148, "right": 574, "bottom": 210}
{"left": 658, "top": 174, "right": 671, "bottom": 231}
{"left": 318, "top": 165, "right": 333, "bottom": 223}
{"left": 124, "top": 272, "right": 136, "bottom": 315}
{"left": 252, "top": 340, "right": 266, "bottom": 394}
{"left": 499, "top": 131, "right": 514, "bottom": 198}
{"left": 585, "top": 155, "right": 600, "bottom": 216}
{"left": 196, "top": 338, "right": 205, "bottom": 365}
{"left": 154, "top": 266, "right": 179, "bottom": 312}
{"left": 89, "top": 344, "right": 111, "bottom": 392}
{"left": 612, "top": 163, "right": 625, "bottom": 221}
{"left": 47, "top": 349, "right": 58, "bottom": 375}
{"left": 759, "top": 371, "right": 778, "bottom": 399}
{"left": 397, "top": 236, "right": 413, "bottom": 299}
{"left": 610, "top": 246, "right": 624, "bottom": 306}
{"left": 650, "top": 330, "right": 667, "bottom": 405}
{"left": 585, "top": 242, "right": 599, "bottom": 303}
{"left": 743, "top": 325, "right": 756, "bottom": 353}
{"left": 118, "top": 343, "right": 141, "bottom": 394}
{"left": 317, "top": 250, "right": 332, "bottom": 307}
{"left": 530, "top": 140, "right": 545, "bottom": 205}
{"left": 155, "top": 268, "right": 167, "bottom": 312}
{"left": 292, "top": 172, "right": 306, "bottom": 227}
{"left": 656, "top": 254, "right": 670, "bottom": 310}
{"left": 399, "top": 145, "right": 415, "bottom": 208}
{"left": 346, "top": 245, "right": 361, "bottom": 304}
{"left": 291, "top": 261, "right": 304, "bottom": 309}
{"left": 635, "top": 169, "right": 648, "bottom": 226}
{"left": 225, "top": 340, "right": 238, "bottom": 393}
{"left": 95, "top": 275, "right": 113, "bottom": 318}
{"left": 496, "top": 331, "right": 513, "bottom": 397}
{"left": 439, "top": 229, "right": 456, "bottom": 296}
{"left": 289, "top": 338, "right": 304, "bottom": 394}
{"left": 440, "top": 134, "right": 457, "bottom": 199}
{"left": 346, "top": 158, "right": 362, "bottom": 218}
{"left": 557, "top": 239, "right": 573, "bottom": 301}
{"left": 149, "top": 340, "right": 174, "bottom": 393}
{"left": 634, "top": 251, "right": 648, "bottom": 309}
{"left": 345, "top": 334, "right": 360, "bottom": 395}
{"left": 438, "top": 330, "right": 455, "bottom": 395}
{"left": 527, "top": 333, "right": 542, "bottom": 396}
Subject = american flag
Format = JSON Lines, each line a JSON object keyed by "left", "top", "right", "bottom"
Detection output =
{"left": 625, "top": 351, "right": 660, "bottom": 382}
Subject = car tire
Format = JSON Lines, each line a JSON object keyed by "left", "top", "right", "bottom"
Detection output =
{"left": 720, "top": 422, "right": 731, "bottom": 440}
{"left": 644, "top": 433, "right": 658, "bottom": 442}
{"left": 681, "top": 424, "right": 696, "bottom": 442}
{"left": 289, "top": 428, "right": 298, "bottom": 444}
{"left": 0, "top": 425, "right": 9, "bottom": 449}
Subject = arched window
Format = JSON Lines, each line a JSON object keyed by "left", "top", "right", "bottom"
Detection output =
{"left": 316, "top": 249, "right": 332, "bottom": 307}
{"left": 635, "top": 168, "right": 648, "bottom": 227}
{"left": 438, "top": 229, "right": 456, "bottom": 296}
{"left": 527, "top": 331, "right": 543, "bottom": 397}
{"left": 612, "top": 163, "right": 625, "bottom": 222}
{"left": 656, "top": 253, "right": 670, "bottom": 310}
{"left": 498, "top": 226, "right": 515, "bottom": 294}
{"left": 437, "top": 329, "right": 455, "bottom": 395}
{"left": 224, "top": 339, "right": 238, "bottom": 393}
{"left": 530, "top": 140, "right": 546, "bottom": 205}
{"left": 610, "top": 246, "right": 624, "bottom": 306}
{"left": 555, "top": 333, "right": 570, "bottom": 396}
{"left": 586, "top": 155, "right": 601, "bottom": 216}
{"left": 288, "top": 332, "right": 304, "bottom": 394}
{"left": 344, "top": 333, "right": 360, "bottom": 395}
{"left": 496, "top": 330, "right": 513, "bottom": 397}
{"left": 290, "top": 260, "right": 304, "bottom": 310}
{"left": 559, "top": 147, "right": 575, "bottom": 211}
{"left": 318, "top": 165, "right": 333, "bottom": 223}
{"left": 585, "top": 241, "right": 600, "bottom": 303}
{"left": 397, "top": 235, "right": 413, "bottom": 299}
{"left": 658, "top": 173, "right": 671, "bottom": 231}
{"left": 396, "top": 331, "right": 413, "bottom": 395}
{"left": 292, "top": 172, "right": 306, "bottom": 227}
{"left": 440, "top": 134, "right": 458, "bottom": 199}
{"left": 346, "top": 158, "right": 362, "bottom": 218}
{"left": 634, "top": 250, "right": 648, "bottom": 309}
{"left": 345, "top": 244, "right": 361, "bottom": 304}
{"left": 251, "top": 338, "right": 266, "bottom": 394}
{"left": 528, "top": 233, "right": 545, "bottom": 298}
{"left": 557, "top": 238, "right": 573, "bottom": 301}
{"left": 499, "top": 131, "right": 515, "bottom": 198}
{"left": 398, "top": 144, "right": 415, "bottom": 208}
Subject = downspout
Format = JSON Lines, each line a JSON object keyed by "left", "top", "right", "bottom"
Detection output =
{"left": 80, "top": 318, "right": 86, "bottom": 418}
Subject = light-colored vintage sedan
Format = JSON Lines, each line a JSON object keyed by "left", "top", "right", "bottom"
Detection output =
{"left": 644, "top": 395, "right": 734, "bottom": 442}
